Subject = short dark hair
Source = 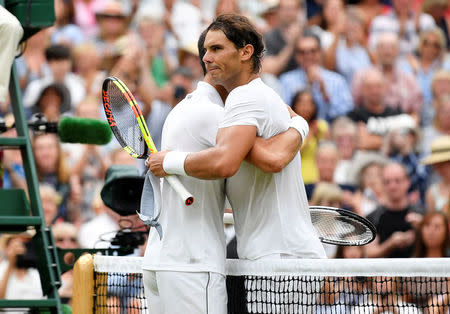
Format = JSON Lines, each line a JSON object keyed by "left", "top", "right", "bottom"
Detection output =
{"left": 197, "top": 28, "right": 208, "bottom": 76}
{"left": 205, "top": 14, "right": 264, "bottom": 74}
{"left": 45, "top": 44, "right": 71, "bottom": 61}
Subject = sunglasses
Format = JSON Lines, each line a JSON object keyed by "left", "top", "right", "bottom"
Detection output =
{"left": 96, "top": 13, "right": 126, "bottom": 20}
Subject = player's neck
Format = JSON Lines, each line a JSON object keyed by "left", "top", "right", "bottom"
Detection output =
{"left": 204, "top": 74, "right": 228, "bottom": 102}
{"left": 225, "top": 71, "right": 259, "bottom": 92}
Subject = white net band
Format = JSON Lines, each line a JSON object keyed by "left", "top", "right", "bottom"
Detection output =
{"left": 94, "top": 256, "right": 450, "bottom": 277}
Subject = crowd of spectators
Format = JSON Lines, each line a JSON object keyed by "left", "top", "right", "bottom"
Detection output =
{"left": 0, "top": 0, "right": 449, "bottom": 308}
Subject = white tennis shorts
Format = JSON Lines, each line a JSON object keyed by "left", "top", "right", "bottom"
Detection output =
{"left": 142, "top": 270, "right": 227, "bottom": 314}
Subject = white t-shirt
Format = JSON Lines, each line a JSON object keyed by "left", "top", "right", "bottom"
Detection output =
{"left": 0, "top": 261, "right": 43, "bottom": 300}
{"left": 222, "top": 78, "right": 326, "bottom": 260}
{"left": 77, "top": 212, "right": 119, "bottom": 249}
{"left": 142, "top": 82, "right": 227, "bottom": 275}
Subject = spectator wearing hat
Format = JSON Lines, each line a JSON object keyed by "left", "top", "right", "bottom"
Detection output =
{"left": 92, "top": 0, "right": 133, "bottom": 71}
{"left": 22, "top": 44, "right": 85, "bottom": 112}
{"left": 422, "top": 136, "right": 450, "bottom": 212}
{"left": 178, "top": 42, "right": 204, "bottom": 82}
{"left": 30, "top": 82, "right": 71, "bottom": 121}
{"left": 256, "top": 0, "right": 280, "bottom": 33}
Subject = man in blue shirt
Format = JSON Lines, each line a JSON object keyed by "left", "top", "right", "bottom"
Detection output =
{"left": 280, "top": 31, "right": 354, "bottom": 122}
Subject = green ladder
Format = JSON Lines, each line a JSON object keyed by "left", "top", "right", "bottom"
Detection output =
{"left": 0, "top": 19, "right": 62, "bottom": 314}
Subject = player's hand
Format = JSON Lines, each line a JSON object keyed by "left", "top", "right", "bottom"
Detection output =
{"left": 147, "top": 151, "right": 169, "bottom": 177}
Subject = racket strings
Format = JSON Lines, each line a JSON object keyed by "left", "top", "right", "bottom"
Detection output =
{"left": 107, "top": 81, "right": 147, "bottom": 157}
{"left": 310, "top": 211, "right": 374, "bottom": 245}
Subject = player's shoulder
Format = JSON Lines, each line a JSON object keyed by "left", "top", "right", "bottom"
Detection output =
{"left": 228, "top": 78, "right": 278, "bottom": 102}
{"left": 168, "top": 91, "right": 223, "bottom": 123}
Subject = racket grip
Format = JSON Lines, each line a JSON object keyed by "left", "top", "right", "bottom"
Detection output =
{"left": 166, "top": 175, "right": 194, "bottom": 206}
{"left": 223, "top": 212, "right": 234, "bottom": 225}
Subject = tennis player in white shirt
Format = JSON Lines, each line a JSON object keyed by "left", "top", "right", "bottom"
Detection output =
{"left": 142, "top": 29, "right": 307, "bottom": 313}
{"left": 148, "top": 14, "right": 325, "bottom": 260}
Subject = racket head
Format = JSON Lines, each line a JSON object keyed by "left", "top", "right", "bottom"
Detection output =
{"left": 309, "top": 206, "right": 376, "bottom": 246}
{"left": 102, "top": 76, "right": 156, "bottom": 159}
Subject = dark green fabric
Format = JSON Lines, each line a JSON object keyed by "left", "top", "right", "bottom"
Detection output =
{"left": 100, "top": 165, "right": 144, "bottom": 216}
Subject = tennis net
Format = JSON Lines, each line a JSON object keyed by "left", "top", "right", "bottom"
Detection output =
{"left": 73, "top": 255, "right": 450, "bottom": 313}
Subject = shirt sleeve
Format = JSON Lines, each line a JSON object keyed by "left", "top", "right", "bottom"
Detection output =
{"left": 219, "top": 87, "right": 266, "bottom": 134}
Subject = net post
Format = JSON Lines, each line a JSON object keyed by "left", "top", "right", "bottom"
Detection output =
{"left": 73, "top": 254, "right": 94, "bottom": 314}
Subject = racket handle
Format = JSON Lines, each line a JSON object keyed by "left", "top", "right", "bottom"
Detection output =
{"left": 223, "top": 212, "right": 234, "bottom": 225}
{"left": 166, "top": 175, "right": 194, "bottom": 206}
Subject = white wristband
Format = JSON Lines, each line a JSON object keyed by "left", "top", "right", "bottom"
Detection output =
{"left": 163, "top": 151, "right": 189, "bottom": 176}
{"left": 290, "top": 116, "right": 309, "bottom": 141}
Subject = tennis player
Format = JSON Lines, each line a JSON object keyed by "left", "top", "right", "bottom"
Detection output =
{"left": 148, "top": 14, "right": 326, "bottom": 260}
{"left": 142, "top": 30, "right": 306, "bottom": 313}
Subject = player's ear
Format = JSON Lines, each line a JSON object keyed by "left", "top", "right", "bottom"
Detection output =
{"left": 240, "top": 44, "right": 254, "bottom": 62}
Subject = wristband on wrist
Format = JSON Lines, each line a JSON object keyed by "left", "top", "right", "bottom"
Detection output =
{"left": 290, "top": 116, "right": 309, "bottom": 141}
{"left": 162, "top": 151, "right": 189, "bottom": 176}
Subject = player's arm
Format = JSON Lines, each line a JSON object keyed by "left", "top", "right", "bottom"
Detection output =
{"left": 246, "top": 109, "right": 309, "bottom": 173}
{"left": 148, "top": 125, "right": 257, "bottom": 179}
{"left": 245, "top": 127, "right": 302, "bottom": 173}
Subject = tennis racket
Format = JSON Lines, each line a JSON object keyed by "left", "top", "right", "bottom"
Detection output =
{"left": 223, "top": 206, "right": 376, "bottom": 246}
{"left": 102, "top": 76, "right": 194, "bottom": 206}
